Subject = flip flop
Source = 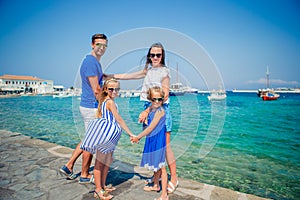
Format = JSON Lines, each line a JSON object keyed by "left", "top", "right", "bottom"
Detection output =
{"left": 93, "top": 190, "right": 113, "bottom": 199}
{"left": 154, "top": 197, "right": 169, "bottom": 200}
{"left": 104, "top": 184, "right": 116, "bottom": 192}
{"left": 167, "top": 180, "right": 179, "bottom": 194}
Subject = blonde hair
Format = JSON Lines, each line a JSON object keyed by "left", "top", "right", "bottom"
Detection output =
{"left": 96, "top": 78, "right": 119, "bottom": 118}
{"left": 146, "top": 86, "right": 165, "bottom": 101}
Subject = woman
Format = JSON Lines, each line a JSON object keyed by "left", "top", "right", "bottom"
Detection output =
{"left": 110, "top": 43, "right": 179, "bottom": 193}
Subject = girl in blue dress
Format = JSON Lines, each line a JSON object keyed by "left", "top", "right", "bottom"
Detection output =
{"left": 131, "top": 86, "right": 168, "bottom": 200}
{"left": 81, "top": 79, "right": 134, "bottom": 200}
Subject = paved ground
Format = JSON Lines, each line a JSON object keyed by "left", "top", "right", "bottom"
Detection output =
{"left": 0, "top": 130, "right": 271, "bottom": 200}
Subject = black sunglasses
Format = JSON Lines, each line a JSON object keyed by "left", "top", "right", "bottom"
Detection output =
{"left": 95, "top": 43, "right": 107, "bottom": 49}
{"left": 151, "top": 97, "right": 164, "bottom": 102}
{"left": 149, "top": 53, "right": 162, "bottom": 58}
{"left": 108, "top": 88, "right": 120, "bottom": 92}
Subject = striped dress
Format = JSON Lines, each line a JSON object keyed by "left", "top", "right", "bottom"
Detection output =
{"left": 80, "top": 99, "right": 122, "bottom": 154}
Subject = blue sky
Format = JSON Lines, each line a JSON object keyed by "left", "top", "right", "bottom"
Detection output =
{"left": 0, "top": 0, "right": 299, "bottom": 90}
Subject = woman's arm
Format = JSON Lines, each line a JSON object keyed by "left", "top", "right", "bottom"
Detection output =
{"left": 107, "top": 100, "right": 134, "bottom": 137}
{"left": 112, "top": 68, "right": 147, "bottom": 80}
{"left": 161, "top": 76, "right": 170, "bottom": 102}
{"left": 136, "top": 110, "right": 165, "bottom": 140}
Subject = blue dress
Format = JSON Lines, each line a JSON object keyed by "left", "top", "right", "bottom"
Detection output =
{"left": 140, "top": 108, "right": 167, "bottom": 172}
{"left": 80, "top": 99, "right": 122, "bottom": 154}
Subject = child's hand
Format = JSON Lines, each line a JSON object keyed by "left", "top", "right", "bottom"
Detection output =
{"left": 131, "top": 136, "right": 139, "bottom": 144}
{"left": 129, "top": 136, "right": 134, "bottom": 144}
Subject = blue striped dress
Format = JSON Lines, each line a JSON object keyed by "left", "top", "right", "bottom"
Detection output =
{"left": 80, "top": 99, "right": 122, "bottom": 154}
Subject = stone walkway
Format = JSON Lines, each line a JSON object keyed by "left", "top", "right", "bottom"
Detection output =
{"left": 0, "top": 130, "right": 271, "bottom": 200}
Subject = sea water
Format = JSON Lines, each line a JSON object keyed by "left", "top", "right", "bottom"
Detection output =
{"left": 0, "top": 93, "right": 299, "bottom": 200}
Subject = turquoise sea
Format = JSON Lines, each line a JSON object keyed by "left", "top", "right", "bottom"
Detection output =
{"left": 0, "top": 92, "right": 299, "bottom": 200}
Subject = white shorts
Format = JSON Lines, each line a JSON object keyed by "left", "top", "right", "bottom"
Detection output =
{"left": 79, "top": 106, "right": 97, "bottom": 131}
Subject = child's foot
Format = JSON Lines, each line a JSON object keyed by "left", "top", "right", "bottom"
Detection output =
{"left": 104, "top": 184, "right": 116, "bottom": 192}
{"left": 154, "top": 196, "right": 168, "bottom": 200}
{"left": 144, "top": 177, "right": 162, "bottom": 184}
{"left": 144, "top": 185, "right": 160, "bottom": 192}
{"left": 93, "top": 189, "right": 113, "bottom": 199}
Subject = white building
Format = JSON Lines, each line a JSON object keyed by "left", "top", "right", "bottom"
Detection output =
{"left": 0, "top": 74, "right": 54, "bottom": 94}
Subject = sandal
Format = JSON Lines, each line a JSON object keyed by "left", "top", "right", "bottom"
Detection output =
{"left": 144, "top": 185, "right": 160, "bottom": 192}
{"left": 104, "top": 184, "right": 116, "bottom": 192}
{"left": 93, "top": 190, "right": 113, "bottom": 199}
{"left": 154, "top": 196, "right": 169, "bottom": 200}
{"left": 167, "top": 180, "right": 179, "bottom": 194}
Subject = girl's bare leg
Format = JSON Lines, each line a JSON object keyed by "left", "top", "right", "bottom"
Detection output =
{"left": 94, "top": 151, "right": 105, "bottom": 192}
{"left": 94, "top": 151, "right": 113, "bottom": 199}
{"left": 153, "top": 170, "right": 161, "bottom": 190}
{"left": 101, "top": 152, "right": 113, "bottom": 188}
{"left": 157, "top": 167, "right": 168, "bottom": 199}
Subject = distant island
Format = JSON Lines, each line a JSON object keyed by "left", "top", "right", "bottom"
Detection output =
{"left": 232, "top": 88, "right": 300, "bottom": 93}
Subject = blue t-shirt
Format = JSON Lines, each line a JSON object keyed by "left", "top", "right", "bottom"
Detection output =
{"left": 80, "top": 55, "right": 103, "bottom": 108}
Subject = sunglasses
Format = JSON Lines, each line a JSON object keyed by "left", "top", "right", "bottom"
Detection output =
{"left": 107, "top": 88, "right": 120, "bottom": 92}
{"left": 151, "top": 97, "right": 164, "bottom": 102}
{"left": 95, "top": 43, "right": 107, "bottom": 49}
{"left": 149, "top": 53, "right": 162, "bottom": 58}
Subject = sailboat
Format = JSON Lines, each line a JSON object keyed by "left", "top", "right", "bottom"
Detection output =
{"left": 207, "top": 89, "right": 226, "bottom": 101}
{"left": 169, "top": 63, "right": 185, "bottom": 96}
{"left": 257, "top": 66, "right": 280, "bottom": 101}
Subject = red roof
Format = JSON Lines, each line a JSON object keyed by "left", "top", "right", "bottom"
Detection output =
{"left": 0, "top": 74, "right": 42, "bottom": 81}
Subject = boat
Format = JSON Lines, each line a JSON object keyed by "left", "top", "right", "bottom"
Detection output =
{"left": 207, "top": 90, "right": 226, "bottom": 101}
{"left": 182, "top": 86, "right": 198, "bottom": 94}
{"left": 118, "top": 90, "right": 140, "bottom": 98}
{"left": 169, "top": 83, "right": 185, "bottom": 96}
{"left": 53, "top": 91, "right": 72, "bottom": 98}
{"left": 169, "top": 63, "right": 185, "bottom": 96}
{"left": 257, "top": 66, "right": 280, "bottom": 101}
{"left": 261, "top": 91, "right": 280, "bottom": 101}
{"left": 232, "top": 89, "right": 257, "bottom": 93}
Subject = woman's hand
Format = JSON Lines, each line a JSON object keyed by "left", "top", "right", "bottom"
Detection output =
{"left": 138, "top": 110, "right": 148, "bottom": 124}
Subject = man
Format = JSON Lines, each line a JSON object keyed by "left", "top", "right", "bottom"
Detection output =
{"left": 60, "top": 33, "right": 108, "bottom": 183}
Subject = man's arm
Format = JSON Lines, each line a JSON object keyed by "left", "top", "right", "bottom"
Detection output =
{"left": 88, "top": 76, "right": 101, "bottom": 98}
